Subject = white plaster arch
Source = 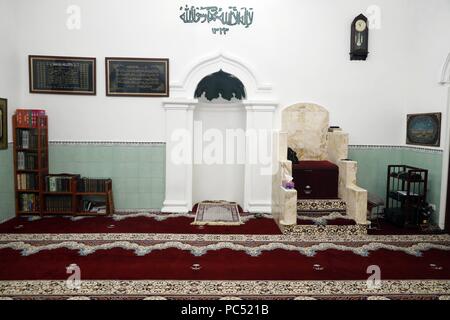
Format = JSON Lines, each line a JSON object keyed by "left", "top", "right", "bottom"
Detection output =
{"left": 170, "top": 52, "right": 274, "bottom": 101}
{"left": 439, "top": 52, "right": 450, "bottom": 229}
{"left": 162, "top": 53, "right": 278, "bottom": 214}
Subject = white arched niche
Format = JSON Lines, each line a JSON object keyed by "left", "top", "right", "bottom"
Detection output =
{"left": 161, "top": 53, "right": 278, "bottom": 213}
{"left": 192, "top": 97, "right": 246, "bottom": 207}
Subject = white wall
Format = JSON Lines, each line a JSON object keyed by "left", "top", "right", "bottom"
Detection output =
{"left": 193, "top": 104, "right": 246, "bottom": 206}
{"left": 0, "top": 0, "right": 19, "bottom": 138}
{"left": 5, "top": 0, "right": 450, "bottom": 145}
{"left": 403, "top": 0, "right": 450, "bottom": 149}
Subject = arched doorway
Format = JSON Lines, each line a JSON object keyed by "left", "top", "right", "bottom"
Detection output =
{"left": 192, "top": 70, "right": 247, "bottom": 206}
{"left": 161, "top": 53, "right": 277, "bottom": 214}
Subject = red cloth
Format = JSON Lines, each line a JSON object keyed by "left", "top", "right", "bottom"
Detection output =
{"left": 292, "top": 161, "right": 338, "bottom": 171}
{"left": 292, "top": 161, "right": 339, "bottom": 199}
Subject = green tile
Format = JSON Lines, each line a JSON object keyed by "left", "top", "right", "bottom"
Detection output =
{"left": 138, "top": 164, "right": 153, "bottom": 178}
{"left": 150, "top": 147, "right": 165, "bottom": 163}
{"left": 150, "top": 193, "right": 165, "bottom": 208}
{"left": 138, "top": 147, "right": 155, "bottom": 162}
{"left": 113, "top": 147, "right": 139, "bottom": 163}
{"left": 117, "top": 193, "right": 140, "bottom": 209}
{"left": 112, "top": 162, "right": 139, "bottom": 178}
{"left": 151, "top": 163, "right": 165, "bottom": 178}
{"left": 151, "top": 178, "right": 164, "bottom": 191}
{"left": 138, "top": 193, "right": 154, "bottom": 208}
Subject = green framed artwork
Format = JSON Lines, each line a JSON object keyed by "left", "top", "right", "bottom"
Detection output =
{"left": 0, "top": 98, "right": 7, "bottom": 149}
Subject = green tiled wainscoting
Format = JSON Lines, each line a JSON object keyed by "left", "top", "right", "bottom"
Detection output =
{"left": 349, "top": 146, "right": 443, "bottom": 224}
{"left": 0, "top": 148, "right": 14, "bottom": 222}
{"left": 0, "top": 142, "right": 166, "bottom": 221}
{"left": 49, "top": 143, "right": 166, "bottom": 211}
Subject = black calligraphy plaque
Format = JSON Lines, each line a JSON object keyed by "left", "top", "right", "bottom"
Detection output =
{"left": 106, "top": 58, "right": 169, "bottom": 97}
{"left": 29, "top": 55, "right": 96, "bottom": 95}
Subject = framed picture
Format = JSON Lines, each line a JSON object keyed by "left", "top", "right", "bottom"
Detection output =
{"left": 406, "top": 112, "right": 441, "bottom": 147}
{"left": 29, "top": 55, "right": 96, "bottom": 95}
{"left": 106, "top": 57, "right": 169, "bottom": 97}
{"left": 0, "top": 98, "right": 7, "bottom": 150}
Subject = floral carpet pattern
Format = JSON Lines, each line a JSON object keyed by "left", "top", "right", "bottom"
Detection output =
{"left": 0, "top": 280, "right": 449, "bottom": 300}
{"left": 0, "top": 213, "right": 449, "bottom": 300}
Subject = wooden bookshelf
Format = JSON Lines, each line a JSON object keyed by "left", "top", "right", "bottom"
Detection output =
{"left": 75, "top": 179, "right": 113, "bottom": 216}
{"left": 13, "top": 111, "right": 114, "bottom": 217}
{"left": 13, "top": 111, "right": 48, "bottom": 217}
{"left": 42, "top": 174, "right": 78, "bottom": 215}
{"left": 42, "top": 176, "right": 114, "bottom": 216}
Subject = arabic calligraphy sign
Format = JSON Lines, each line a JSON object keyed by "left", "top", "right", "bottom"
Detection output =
{"left": 179, "top": 5, "right": 254, "bottom": 35}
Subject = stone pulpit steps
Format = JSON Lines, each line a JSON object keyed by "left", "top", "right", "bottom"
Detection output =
{"left": 296, "top": 199, "right": 356, "bottom": 226}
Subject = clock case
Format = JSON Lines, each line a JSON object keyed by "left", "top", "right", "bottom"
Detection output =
{"left": 350, "top": 14, "right": 369, "bottom": 61}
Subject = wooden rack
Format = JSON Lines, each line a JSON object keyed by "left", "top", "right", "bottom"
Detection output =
{"left": 12, "top": 113, "right": 48, "bottom": 217}
{"left": 385, "top": 165, "right": 428, "bottom": 227}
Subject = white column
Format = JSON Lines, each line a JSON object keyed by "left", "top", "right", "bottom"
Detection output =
{"left": 439, "top": 86, "right": 450, "bottom": 229}
{"left": 244, "top": 102, "right": 277, "bottom": 213}
{"left": 161, "top": 100, "right": 196, "bottom": 213}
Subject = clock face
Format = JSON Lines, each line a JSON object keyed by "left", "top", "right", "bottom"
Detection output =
{"left": 355, "top": 19, "right": 367, "bottom": 32}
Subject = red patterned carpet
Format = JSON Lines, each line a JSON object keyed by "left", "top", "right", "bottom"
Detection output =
{"left": 0, "top": 214, "right": 281, "bottom": 235}
{"left": 0, "top": 247, "right": 449, "bottom": 281}
{"left": 0, "top": 213, "right": 449, "bottom": 300}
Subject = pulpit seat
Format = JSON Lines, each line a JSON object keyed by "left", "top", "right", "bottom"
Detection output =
{"left": 292, "top": 160, "right": 339, "bottom": 199}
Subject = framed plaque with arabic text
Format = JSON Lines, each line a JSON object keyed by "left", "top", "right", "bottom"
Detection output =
{"left": 106, "top": 57, "right": 169, "bottom": 97}
{"left": 29, "top": 55, "right": 96, "bottom": 95}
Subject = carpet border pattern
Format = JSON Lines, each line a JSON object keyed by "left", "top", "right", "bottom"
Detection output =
{"left": 0, "top": 280, "right": 448, "bottom": 299}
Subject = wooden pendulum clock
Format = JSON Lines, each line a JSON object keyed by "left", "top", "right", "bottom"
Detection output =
{"left": 350, "top": 14, "right": 369, "bottom": 61}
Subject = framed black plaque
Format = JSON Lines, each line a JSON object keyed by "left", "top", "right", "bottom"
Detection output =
{"left": 106, "top": 57, "right": 169, "bottom": 97}
{"left": 0, "top": 98, "right": 7, "bottom": 150}
{"left": 406, "top": 113, "right": 441, "bottom": 147}
{"left": 29, "top": 55, "right": 96, "bottom": 95}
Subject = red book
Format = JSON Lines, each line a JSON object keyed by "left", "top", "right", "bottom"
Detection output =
{"left": 15, "top": 109, "right": 45, "bottom": 128}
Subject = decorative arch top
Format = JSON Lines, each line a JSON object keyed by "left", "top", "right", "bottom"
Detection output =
{"left": 194, "top": 69, "right": 246, "bottom": 101}
{"left": 170, "top": 52, "right": 273, "bottom": 100}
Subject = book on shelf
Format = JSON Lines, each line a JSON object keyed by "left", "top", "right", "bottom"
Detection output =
{"left": 78, "top": 178, "right": 111, "bottom": 193}
{"left": 15, "top": 109, "right": 46, "bottom": 128}
{"left": 45, "top": 196, "right": 72, "bottom": 212}
{"left": 16, "top": 129, "right": 39, "bottom": 149}
{"left": 45, "top": 175, "right": 79, "bottom": 192}
{"left": 17, "top": 152, "right": 38, "bottom": 170}
{"left": 19, "top": 193, "right": 39, "bottom": 212}
{"left": 16, "top": 173, "right": 38, "bottom": 190}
